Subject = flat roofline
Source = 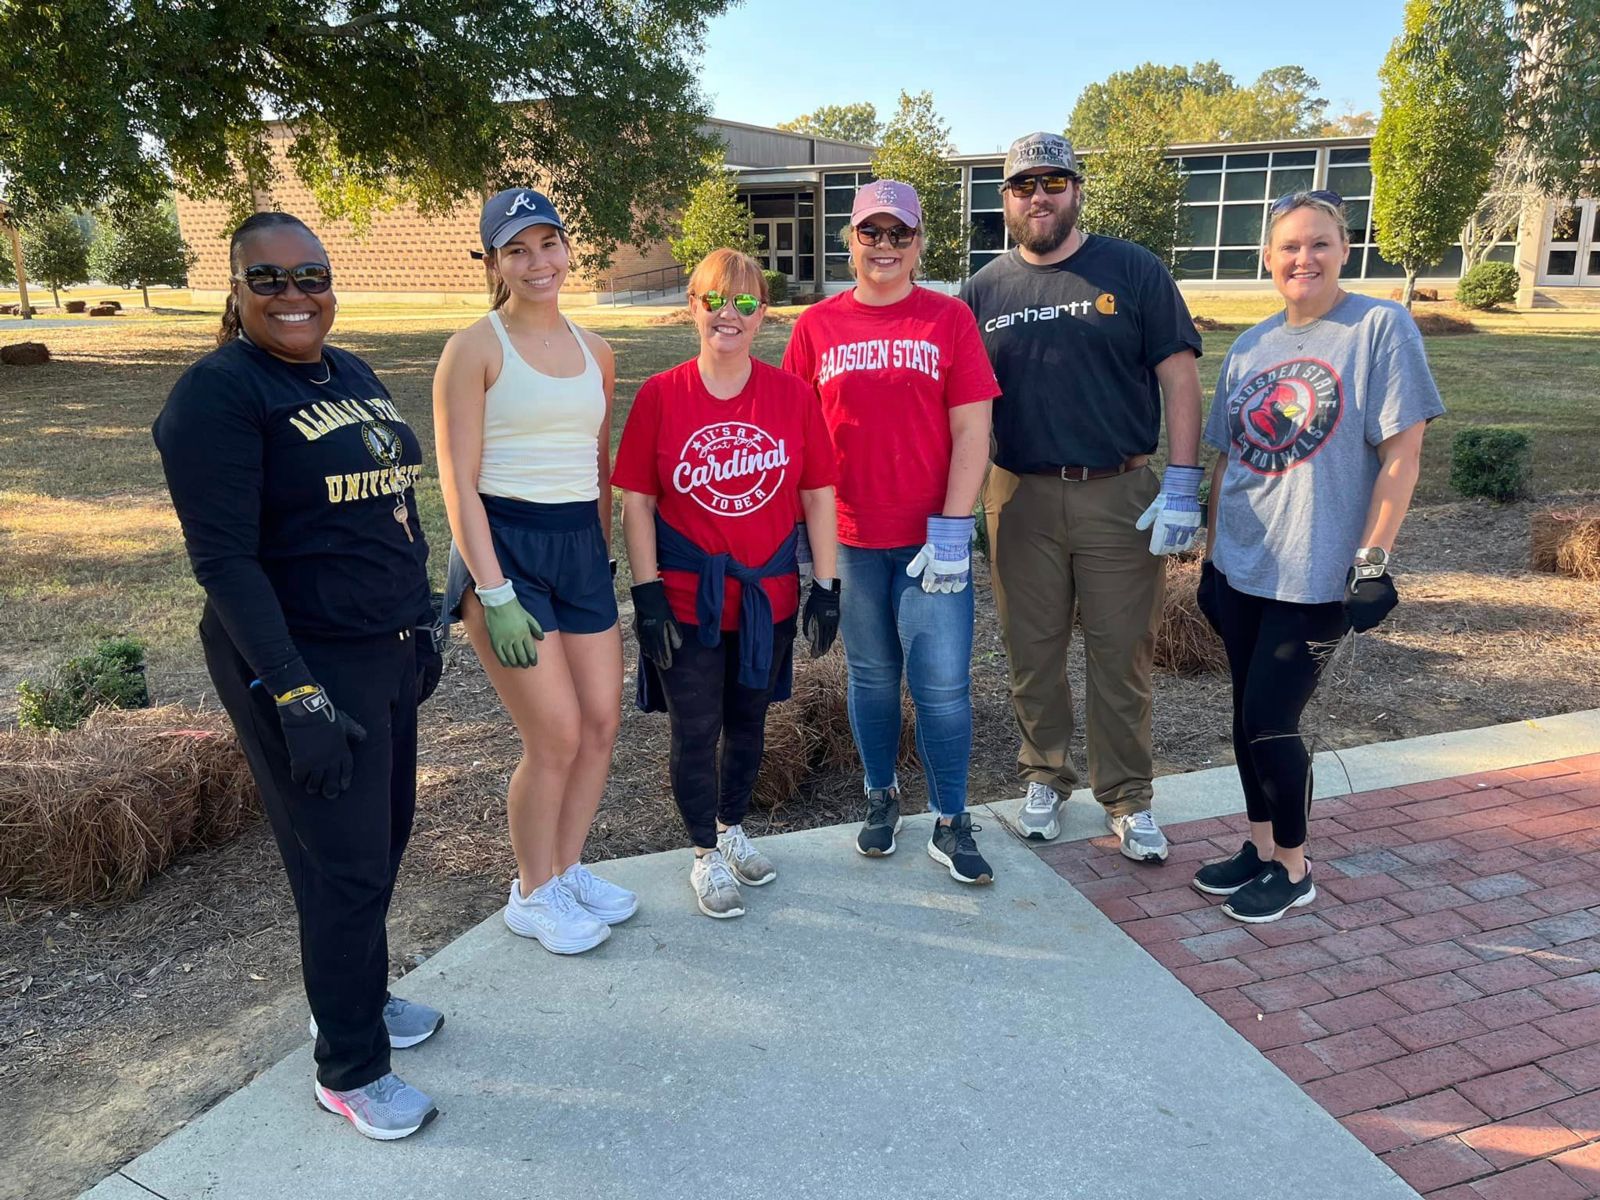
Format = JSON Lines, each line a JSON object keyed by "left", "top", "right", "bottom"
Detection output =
{"left": 707, "top": 115, "right": 876, "bottom": 153}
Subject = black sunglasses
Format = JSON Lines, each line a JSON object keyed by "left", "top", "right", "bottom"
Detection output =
{"left": 1270, "top": 189, "right": 1344, "bottom": 215}
{"left": 1002, "top": 173, "right": 1077, "bottom": 198}
{"left": 854, "top": 224, "right": 918, "bottom": 249}
{"left": 232, "top": 263, "right": 334, "bottom": 296}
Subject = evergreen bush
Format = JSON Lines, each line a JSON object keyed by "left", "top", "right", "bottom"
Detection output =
{"left": 1450, "top": 426, "right": 1531, "bottom": 501}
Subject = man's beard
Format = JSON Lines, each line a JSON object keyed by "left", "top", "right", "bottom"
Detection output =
{"left": 1005, "top": 195, "right": 1080, "bottom": 255}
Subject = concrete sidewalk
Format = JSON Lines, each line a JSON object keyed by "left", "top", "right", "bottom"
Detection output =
{"left": 84, "top": 806, "right": 1419, "bottom": 1199}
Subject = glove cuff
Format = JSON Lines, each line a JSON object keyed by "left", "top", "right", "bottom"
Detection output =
{"left": 259, "top": 656, "right": 315, "bottom": 700}
{"left": 927, "top": 514, "right": 975, "bottom": 541}
{"left": 1162, "top": 465, "right": 1206, "bottom": 495}
{"left": 475, "top": 579, "right": 517, "bottom": 607}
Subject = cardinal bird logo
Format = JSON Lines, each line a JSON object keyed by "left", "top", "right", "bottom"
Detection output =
{"left": 1229, "top": 358, "right": 1344, "bottom": 475}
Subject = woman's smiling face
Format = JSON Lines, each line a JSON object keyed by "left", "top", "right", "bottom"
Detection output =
{"left": 233, "top": 226, "right": 336, "bottom": 363}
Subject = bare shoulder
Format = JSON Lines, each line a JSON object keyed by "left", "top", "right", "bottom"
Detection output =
{"left": 577, "top": 323, "right": 615, "bottom": 369}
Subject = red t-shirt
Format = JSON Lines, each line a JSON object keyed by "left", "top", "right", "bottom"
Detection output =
{"left": 613, "top": 357, "right": 838, "bottom": 629}
{"left": 781, "top": 287, "right": 999, "bottom": 548}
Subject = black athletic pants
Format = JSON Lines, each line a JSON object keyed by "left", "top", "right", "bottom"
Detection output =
{"left": 1214, "top": 572, "right": 1349, "bottom": 851}
{"left": 657, "top": 620, "right": 795, "bottom": 850}
{"left": 199, "top": 605, "right": 418, "bottom": 1092}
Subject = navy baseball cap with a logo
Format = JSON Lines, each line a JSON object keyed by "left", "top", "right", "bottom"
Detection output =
{"left": 1003, "top": 133, "right": 1081, "bottom": 182}
{"left": 479, "top": 188, "right": 566, "bottom": 252}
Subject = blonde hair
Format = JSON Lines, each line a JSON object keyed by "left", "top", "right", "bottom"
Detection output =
{"left": 687, "top": 248, "right": 768, "bottom": 306}
{"left": 1265, "top": 194, "right": 1349, "bottom": 246}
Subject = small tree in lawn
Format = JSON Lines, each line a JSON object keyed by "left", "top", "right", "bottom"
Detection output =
{"left": 0, "top": 231, "right": 13, "bottom": 286}
{"left": 1371, "top": 0, "right": 1504, "bottom": 308}
{"left": 90, "top": 200, "right": 195, "bottom": 307}
{"left": 22, "top": 208, "right": 91, "bottom": 307}
{"left": 1079, "top": 106, "right": 1185, "bottom": 266}
{"left": 871, "top": 91, "right": 966, "bottom": 283}
{"left": 670, "top": 161, "right": 757, "bottom": 273}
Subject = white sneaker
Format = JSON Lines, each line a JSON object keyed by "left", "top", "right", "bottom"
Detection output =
{"left": 1018, "top": 781, "right": 1062, "bottom": 841}
{"left": 504, "top": 876, "right": 610, "bottom": 953}
{"left": 717, "top": 824, "right": 776, "bottom": 886}
{"left": 1108, "top": 809, "right": 1169, "bottom": 863}
{"left": 559, "top": 862, "right": 638, "bottom": 924}
{"left": 690, "top": 850, "right": 745, "bottom": 919}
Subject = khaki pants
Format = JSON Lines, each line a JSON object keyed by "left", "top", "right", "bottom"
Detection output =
{"left": 983, "top": 464, "right": 1164, "bottom": 817}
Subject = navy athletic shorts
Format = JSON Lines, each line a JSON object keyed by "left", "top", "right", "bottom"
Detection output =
{"left": 445, "top": 496, "right": 618, "bottom": 635}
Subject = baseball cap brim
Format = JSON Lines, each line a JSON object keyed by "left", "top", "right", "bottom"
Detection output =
{"left": 488, "top": 214, "right": 562, "bottom": 250}
{"left": 852, "top": 203, "right": 921, "bottom": 228}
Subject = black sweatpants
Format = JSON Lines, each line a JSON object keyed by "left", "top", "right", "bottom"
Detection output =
{"left": 1214, "top": 572, "right": 1349, "bottom": 851}
{"left": 199, "top": 606, "right": 418, "bottom": 1092}
{"left": 657, "top": 620, "right": 796, "bottom": 850}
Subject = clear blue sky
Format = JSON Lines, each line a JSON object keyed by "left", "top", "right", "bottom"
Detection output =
{"left": 700, "top": 0, "right": 1404, "bottom": 152}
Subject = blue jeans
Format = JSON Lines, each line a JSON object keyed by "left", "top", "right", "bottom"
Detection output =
{"left": 837, "top": 544, "right": 974, "bottom": 816}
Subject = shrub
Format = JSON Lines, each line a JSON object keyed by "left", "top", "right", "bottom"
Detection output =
{"left": 1456, "top": 261, "right": 1520, "bottom": 310}
{"left": 762, "top": 270, "right": 788, "bottom": 305}
{"left": 1450, "top": 426, "right": 1531, "bottom": 502}
{"left": 16, "top": 635, "right": 150, "bottom": 732}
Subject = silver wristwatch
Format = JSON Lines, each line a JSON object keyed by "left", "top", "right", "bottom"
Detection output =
{"left": 1352, "top": 546, "right": 1389, "bottom": 580}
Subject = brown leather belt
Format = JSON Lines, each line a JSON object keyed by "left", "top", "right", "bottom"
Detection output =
{"left": 1026, "top": 455, "right": 1147, "bottom": 482}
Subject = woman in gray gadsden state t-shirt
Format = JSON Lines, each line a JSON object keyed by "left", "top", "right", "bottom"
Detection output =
{"left": 1190, "top": 192, "right": 1444, "bottom": 926}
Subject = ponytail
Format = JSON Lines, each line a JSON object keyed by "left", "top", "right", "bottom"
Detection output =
{"left": 491, "top": 276, "right": 510, "bottom": 309}
{"left": 217, "top": 292, "right": 242, "bottom": 346}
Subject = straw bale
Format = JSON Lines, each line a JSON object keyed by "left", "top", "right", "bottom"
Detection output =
{"left": 1531, "top": 507, "right": 1600, "bottom": 582}
{"left": 789, "top": 652, "right": 917, "bottom": 772}
{"left": 0, "top": 705, "right": 258, "bottom": 904}
{"left": 749, "top": 704, "right": 823, "bottom": 811}
{"left": 1156, "top": 556, "right": 1228, "bottom": 675}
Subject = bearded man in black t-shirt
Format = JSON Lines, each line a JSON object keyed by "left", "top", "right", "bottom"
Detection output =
{"left": 960, "top": 132, "right": 1205, "bottom": 864}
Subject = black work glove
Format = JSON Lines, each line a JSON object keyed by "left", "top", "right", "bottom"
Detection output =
{"left": 1344, "top": 569, "right": 1398, "bottom": 633}
{"left": 803, "top": 579, "right": 841, "bottom": 657}
{"left": 275, "top": 685, "right": 367, "bottom": 799}
{"left": 1196, "top": 560, "right": 1223, "bottom": 637}
{"left": 415, "top": 614, "right": 445, "bottom": 706}
{"left": 631, "top": 580, "right": 683, "bottom": 671}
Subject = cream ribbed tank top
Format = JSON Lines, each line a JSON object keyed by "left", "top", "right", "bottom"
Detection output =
{"left": 476, "top": 310, "right": 604, "bottom": 503}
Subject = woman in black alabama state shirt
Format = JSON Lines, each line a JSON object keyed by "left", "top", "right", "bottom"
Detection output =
{"left": 152, "top": 213, "right": 442, "bottom": 1141}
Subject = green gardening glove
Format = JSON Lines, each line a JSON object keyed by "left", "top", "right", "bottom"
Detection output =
{"left": 475, "top": 580, "right": 545, "bottom": 668}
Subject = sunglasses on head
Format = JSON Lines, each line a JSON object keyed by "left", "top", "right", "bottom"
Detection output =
{"left": 853, "top": 224, "right": 918, "bottom": 249}
{"left": 232, "top": 263, "right": 334, "bottom": 296}
{"left": 697, "top": 290, "right": 762, "bottom": 317}
{"left": 1270, "top": 189, "right": 1344, "bottom": 215}
{"left": 1002, "top": 173, "right": 1077, "bottom": 198}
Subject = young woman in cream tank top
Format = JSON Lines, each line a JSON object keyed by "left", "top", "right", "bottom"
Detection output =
{"left": 434, "top": 189, "right": 632, "bottom": 956}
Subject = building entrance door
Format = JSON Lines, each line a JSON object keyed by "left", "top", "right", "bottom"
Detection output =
{"left": 751, "top": 219, "right": 798, "bottom": 281}
{"left": 1537, "top": 199, "right": 1600, "bottom": 285}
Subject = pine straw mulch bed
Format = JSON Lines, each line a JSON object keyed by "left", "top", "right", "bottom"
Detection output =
{"left": 4, "top": 494, "right": 1600, "bottom": 1200}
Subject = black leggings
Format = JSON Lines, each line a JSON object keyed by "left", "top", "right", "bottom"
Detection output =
{"left": 1214, "top": 572, "right": 1349, "bottom": 851}
{"left": 657, "top": 620, "right": 795, "bottom": 849}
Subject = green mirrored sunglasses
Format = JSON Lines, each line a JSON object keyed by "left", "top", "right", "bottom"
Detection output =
{"left": 697, "top": 290, "right": 761, "bottom": 317}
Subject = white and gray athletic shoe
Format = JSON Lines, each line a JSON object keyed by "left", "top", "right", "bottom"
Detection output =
{"left": 1108, "top": 810, "right": 1169, "bottom": 863}
{"left": 315, "top": 1072, "right": 438, "bottom": 1141}
{"left": 310, "top": 996, "right": 444, "bottom": 1049}
{"left": 1018, "top": 781, "right": 1062, "bottom": 841}
{"left": 690, "top": 849, "right": 745, "bottom": 918}
{"left": 560, "top": 862, "right": 639, "bottom": 924}
{"left": 504, "top": 876, "right": 610, "bottom": 953}
{"left": 717, "top": 823, "right": 776, "bottom": 886}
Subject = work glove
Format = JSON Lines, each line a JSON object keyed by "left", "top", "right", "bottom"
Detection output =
{"left": 803, "top": 578, "right": 841, "bottom": 657}
{"left": 477, "top": 580, "right": 545, "bottom": 668}
{"left": 906, "top": 515, "right": 973, "bottom": 594}
{"left": 274, "top": 684, "right": 367, "bottom": 799}
{"left": 415, "top": 613, "right": 445, "bottom": 705}
{"left": 1135, "top": 465, "right": 1205, "bottom": 555}
{"left": 1344, "top": 569, "right": 1398, "bottom": 633}
{"left": 631, "top": 580, "right": 683, "bottom": 670}
{"left": 795, "top": 523, "right": 814, "bottom": 586}
{"left": 1196, "top": 560, "right": 1224, "bottom": 637}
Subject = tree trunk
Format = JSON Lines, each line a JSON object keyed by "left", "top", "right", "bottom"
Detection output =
{"left": 51, "top": 284, "right": 60, "bottom": 308}
{"left": 141, "top": 282, "right": 150, "bottom": 308}
{"left": 1402, "top": 270, "right": 1417, "bottom": 311}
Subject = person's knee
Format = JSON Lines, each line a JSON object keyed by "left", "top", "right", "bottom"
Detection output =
{"left": 580, "top": 706, "right": 621, "bottom": 754}
{"left": 523, "top": 712, "right": 582, "bottom": 769}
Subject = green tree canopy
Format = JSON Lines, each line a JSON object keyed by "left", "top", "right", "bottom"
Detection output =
{"left": 22, "top": 209, "right": 92, "bottom": 307}
{"left": 0, "top": 233, "right": 13, "bottom": 288}
{"left": 89, "top": 201, "right": 197, "bottom": 307}
{"left": 1079, "top": 108, "right": 1185, "bottom": 265}
{"left": 0, "top": 0, "right": 730, "bottom": 273}
{"left": 1068, "top": 61, "right": 1330, "bottom": 145}
{"left": 1372, "top": 0, "right": 1505, "bottom": 306}
{"left": 870, "top": 91, "right": 966, "bottom": 283}
{"left": 776, "top": 103, "right": 881, "bottom": 145}
{"left": 670, "top": 160, "right": 757, "bottom": 271}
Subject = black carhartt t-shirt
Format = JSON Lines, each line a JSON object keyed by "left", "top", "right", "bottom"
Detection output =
{"left": 153, "top": 337, "right": 431, "bottom": 684}
{"left": 959, "top": 236, "right": 1202, "bottom": 473}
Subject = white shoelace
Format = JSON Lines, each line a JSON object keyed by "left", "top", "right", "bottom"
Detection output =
{"left": 720, "top": 825, "right": 755, "bottom": 862}
{"left": 537, "top": 879, "right": 584, "bottom": 917}
{"left": 1025, "top": 782, "right": 1057, "bottom": 811}
{"left": 1126, "top": 811, "right": 1160, "bottom": 834}
{"left": 697, "top": 852, "right": 737, "bottom": 893}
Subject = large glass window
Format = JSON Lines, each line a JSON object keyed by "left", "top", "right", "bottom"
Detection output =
{"left": 1183, "top": 173, "right": 1222, "bottom": 203}
{"left": 823, "top": 171, "right": 874, "bottom": 280}
{"left": 1221, "top": 204, "right": 1265, "bottom": 246}
{"left": 1223, "top": 171, "right": 1268, "bottom": 201}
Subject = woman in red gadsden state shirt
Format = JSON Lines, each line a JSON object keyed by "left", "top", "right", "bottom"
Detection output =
{"left": 782, "top": 180, "right": 1000, "bottom": 885}
{"left": 613, "top": 249, "right": 840, "bottom": 920}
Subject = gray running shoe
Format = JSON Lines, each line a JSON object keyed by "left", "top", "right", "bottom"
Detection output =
{"left": 1018, "top": 781, "right": 1062, "bottom": 841}
{"left": 1108, "top": 809, "right": 1169, "bottom": 863}
{"left": 855, "top": 786, "right": 902, "bottom": 856}
{"left": 717, "top": 823, "right": 776, "bottom": 885}
{"left": 309, "top": 995, "right": 444, "bottom": 1049}
{"left": 690, "top": 849, "right": 745, "bottom": 918}
{"left": 315, "top": 1072, "right": 438, "bottom": 1141}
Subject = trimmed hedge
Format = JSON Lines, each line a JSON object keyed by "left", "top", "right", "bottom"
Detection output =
{"left": 1456, "top": 261, "right": 1519, "bottom": 310}
{"left": 1450, "top": 426, "right": 1531, "bottom": 502}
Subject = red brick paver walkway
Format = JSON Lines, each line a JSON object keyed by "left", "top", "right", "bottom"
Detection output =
{"left": 1035, "top": 753, "right": 1600, "bottom": 1199}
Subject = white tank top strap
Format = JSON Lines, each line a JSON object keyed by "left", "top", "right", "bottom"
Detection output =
{"left": 562, "top": 316, "right": 600, "bottom": 377}
{"left": 487, "top": 308, "right": 518, "bottom": 360}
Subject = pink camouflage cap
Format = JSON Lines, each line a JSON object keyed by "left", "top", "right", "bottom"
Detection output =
{"left": 850, "top": 179, "right": 922, "bottom": 228}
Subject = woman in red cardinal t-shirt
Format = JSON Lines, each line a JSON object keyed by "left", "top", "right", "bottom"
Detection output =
{"left": 614, "top": 248, "right": 839, "bottom": 920}
{"left": 782, "top": 180, "right": 999, "bottom": 885}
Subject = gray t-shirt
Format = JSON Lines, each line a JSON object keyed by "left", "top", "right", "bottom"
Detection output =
{"left": 1203, "top": 293, "right": 1445, "bottom": 604}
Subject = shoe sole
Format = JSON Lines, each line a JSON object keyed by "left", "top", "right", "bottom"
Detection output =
{"left": 926, "top": 840, "right": 993, "bottom": 885}
{"left": 1019, "top": 813, "right": 1060, "bottom": 841}
{"left": 1223, "top": 883, "right": 1318, "bottom": 924}
{"left": 309, "top": 1017, "right": 444, "bottom": 1050}
{"left": 692, "top": 879, "right": 744, "bottom": 918}
{"left": 1108, "top": 816, "right": 1168, "bottom": 863}
{"left": 503, "top": 912, "right": 611, "bottom": 954}
{"left": 584, "top": 899, "right": 639, "bottom": 925}
{"left": 855, "top": 816, "right": 902, "bottom": 857}
{"left": 729, "top": 864, "right": 776, "bottom": 886}
{"left": 1191, "top": 877, "right": 1251, "bottom": 896}
{"left": 315, "top": 1085, "right": 438, "bottom": 1141}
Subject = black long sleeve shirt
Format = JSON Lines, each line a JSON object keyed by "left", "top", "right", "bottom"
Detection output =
{"left": 153, "top": 337, "right": 431, "bottom": 689}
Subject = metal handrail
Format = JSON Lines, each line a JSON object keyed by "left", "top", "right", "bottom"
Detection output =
{"left": 603, "top": 263, "right": 689, "bottom": 305}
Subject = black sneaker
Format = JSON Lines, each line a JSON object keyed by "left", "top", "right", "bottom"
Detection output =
{"left": 1222, "top": 863, "right": 1315, "bottom": 923}
{"left": 855, "top": 787, "right": 902, "bottom": 857}
{"left": 1192, "top": 841, "right": 1266, "bottom": 896}
{"left": 928, "top": 812, "right": 993, "bottom": 885}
